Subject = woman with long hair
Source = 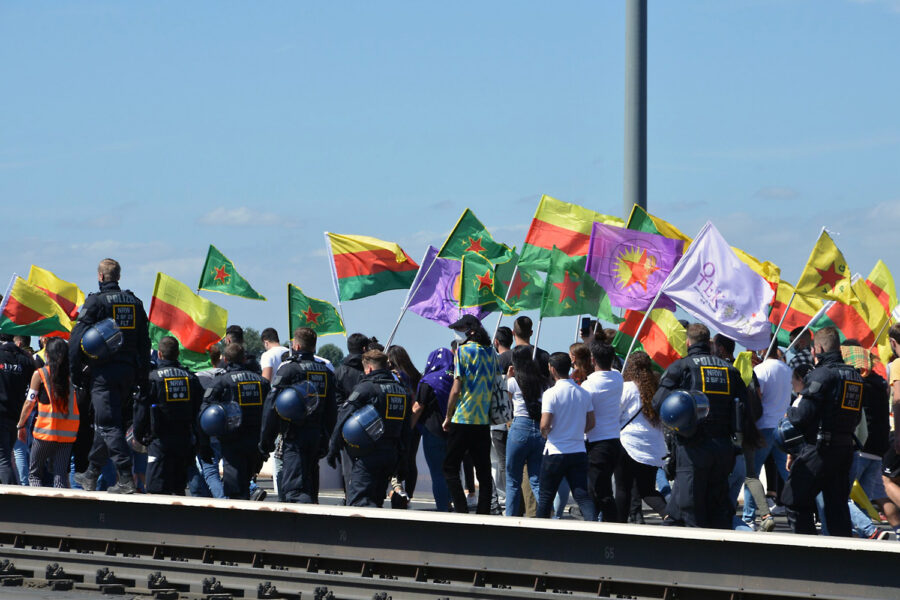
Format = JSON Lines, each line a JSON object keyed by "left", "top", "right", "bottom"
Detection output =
{"left": 16, "top": 337, "right": 79, "bottom": 487}
{"left": 387, "top": 345, "right": 423, "bottom": 505}
{"left": 614, "top": 351, "right": 668, "bottom": 521}
{"left": 504, "top": 345, "right": 549, "bottom": 516}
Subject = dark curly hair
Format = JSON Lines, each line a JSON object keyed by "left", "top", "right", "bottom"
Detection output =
{"left": 622, "top": 351, "right": 659, "bottom": 426}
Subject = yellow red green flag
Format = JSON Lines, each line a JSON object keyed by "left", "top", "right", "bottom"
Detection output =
{"left": 795, "top": 230, "right": 852, "bottom": 303}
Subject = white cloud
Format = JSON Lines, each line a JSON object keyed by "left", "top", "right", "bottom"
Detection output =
{"left": 197, "top": 207, "right": 296, "bottom": 228}
{"left": 135, "top": 257, "right": 204, "bottom": 281}
{"left": 487, "top": 223, "right": 528, "bottom": 238}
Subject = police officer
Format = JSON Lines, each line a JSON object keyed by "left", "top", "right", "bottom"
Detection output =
{"left": 224, "top": 325, "right": 262, "bottom": 374}
{"left": 652, "top": 323, "right": 748, "bottom": 529}
{"left": 133, "top": 336, "right": 203, "bottom": 495}
{"left": 72, "top": 258, "right": 150, "bottom": 494}
{"left": 260, "top": 327, "right": 336, "bottom": 503}
{"left": 333, "top": 333, "right": 370, "bottom": 498}
{"left": 198, "top": 343, "right": 270, "bottom": 499}
{"left": 326, "top": 350, "right": 410, "bottom": 507}
{"left": 0, "top": 333, "right": 35, "bottom": 484}
{"left": 783, "top": 327, "right": 862, "bottom": 537}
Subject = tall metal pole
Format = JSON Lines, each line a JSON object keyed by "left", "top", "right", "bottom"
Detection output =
{"left": 624, "top": 0, "right": 648, "bottom": 218}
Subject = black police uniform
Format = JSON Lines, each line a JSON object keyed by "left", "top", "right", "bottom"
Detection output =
{"left": 783, "top": 349, "right": 862, "bottom": 536}
{"left": 652, "top": 342, "right": 747, "bottom": 529}
{"left": 199, "top": 363, "right": 270, "bottom": 499}
{"left": 69, "top": 281, "right": 150, "bottom": 481}
{"left": 333, "top": 353, "right": 365, "bottom": 495}
{"left": 134, "top": 359, "right": 203, "bottom": 495}
{"left": 260, "top": 351, "right": 336, "bottom": 503}
{"left": 328, "top": 368, "right": 410, "bottom": 507}
{"left": 0, "top": 340, "right": 35, "bottom": 484}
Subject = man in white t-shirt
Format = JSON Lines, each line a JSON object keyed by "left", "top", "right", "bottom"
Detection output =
{"left": 260, "top": 328, "right": 289, "bottom": 382}
{"left": 742, "top": 343, "right": 793, "bottom": 524}
{"left": 582, "top": 341, "right": 624, "bottom": 522}
{"left": 537, "top": 352, "right": 596, "bottom": 520}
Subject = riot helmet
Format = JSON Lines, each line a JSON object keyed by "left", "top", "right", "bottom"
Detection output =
{"left": 199, "top": 400, "right": 242, "bottom": 437}
{"left": 659, "top": 389, "right": 710, "bottom": 437}
{"left": 774, "top": 416, "right": 804, "bottom": 454}
{"left": 342, "top": 404, "right": 384, "bottom": 458}
{"left": 80, "top": 318, "right": 124, "bottom": 361}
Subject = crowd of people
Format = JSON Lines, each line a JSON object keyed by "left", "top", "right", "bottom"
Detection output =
{"left": 3, "top": 258, "right": 900, "bottom": 541}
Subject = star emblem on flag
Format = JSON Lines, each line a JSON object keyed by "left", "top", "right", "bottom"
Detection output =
{"left": 815, "top": 262, "right": 844, "bottom": 292}
{"left": 302, "top": 306, "right": 321, "bottom": 325}
{"left": 212, "top": 266, "right": 230, "bottom": 284}
{"left": 553, "top": 272, "right": 580, "bottom": 304}
{"left": 465, "top": 236, "right": 485, "bottom": 253}
{"left": 614, "top": 247, "right": 659, "bottom": 292}
{"left": 476, "top": 270, "right": 493, "bottom": 291}
{"left": 504, "top": 272, "right": 529, "bottom": 301}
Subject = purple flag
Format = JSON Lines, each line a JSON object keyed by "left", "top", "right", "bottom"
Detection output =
{"left": 586, "top": 222, "right": 684, "bottom": 311}
{"left": 407, "top": 246, "right": 491, "bottom": 327}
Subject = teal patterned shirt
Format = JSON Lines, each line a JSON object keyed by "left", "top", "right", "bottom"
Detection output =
{"left": 451, "top": 342, "right": 498, "bottom": 425}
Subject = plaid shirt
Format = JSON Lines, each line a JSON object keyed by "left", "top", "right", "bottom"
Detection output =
{"left": 787, "top": 347, "right": 815, "bottom": 371}
{"left": 840, "top": 345, "right": 871, "bottom": 376}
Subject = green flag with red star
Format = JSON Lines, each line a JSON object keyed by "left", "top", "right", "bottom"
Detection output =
{"left": 494, "top": 251, "right": 544, "bottom": 311}
{"left": 539, "top": 246, "right": 619, "bottom": 321}
{"left": 288, "top": 284, "right": 345, "bottom": 336}
{"left": 198, "top": 245, "right": 266, "bottom": 300}
{"left": 459, "top": 252, "right": 515, "bottom": 314}
{"left": 437, "top": 208, "right": 514, "bottom": 263}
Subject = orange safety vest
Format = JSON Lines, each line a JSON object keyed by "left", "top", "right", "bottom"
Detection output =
{"left": 34, "top": 367, "right": 80, "bottom": 443}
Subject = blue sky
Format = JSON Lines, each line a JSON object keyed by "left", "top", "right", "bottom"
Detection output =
{"left": 2, "top": 1, "right": 899, "bottom": 366}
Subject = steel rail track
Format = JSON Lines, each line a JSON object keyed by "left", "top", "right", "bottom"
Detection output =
{"left": 0, "top": 486, "right": 896, "bottom": 600}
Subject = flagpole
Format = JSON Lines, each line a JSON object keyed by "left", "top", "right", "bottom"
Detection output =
{"left": 870, "top": 317, "right": 892, "bottom": 350}
{"left": 785, "top": 301, "right": 835, "bottom": 354}
{"left": 323, "top": 232, "right": 348, "bottom": 338}
{"left": 385, "top": 246, "right": 439, "bottom": 349}
{"left": 764, "top": 291, "right": 795, "bottom": 358}
{"left": 619, "top": 298, "right": 661, "bottom": 375}
{"left": 619, "top": 231, "right": 699, "bottom": 373}
{"left": 532, "top": 317, "right": 543, "bottom": 360}
{"left": 492, "top": 264, "right": 520, "bottom": 341}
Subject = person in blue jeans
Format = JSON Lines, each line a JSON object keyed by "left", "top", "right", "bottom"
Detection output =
{"left": 536, "top": 353, "right": 596, "bottom": 521}
{"left": 198, "top": 438, "right": 225, "bottom": 499}
{"left": 504, "top": 346, "right": 548, "bottom": 516}
{"left": 410, "top": 348, "right": 454, "bottom": 512}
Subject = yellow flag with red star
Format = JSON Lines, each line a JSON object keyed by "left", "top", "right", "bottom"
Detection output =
{"left": 287, "top": 284, "right": 345, "bottom": 336}
{"left": 795, "top": 230, "right": 852, "bottom": 303}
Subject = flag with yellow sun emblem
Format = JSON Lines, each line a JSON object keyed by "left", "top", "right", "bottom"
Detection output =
{"left": 585, "top": 222, "right": 684, "bottom": 311}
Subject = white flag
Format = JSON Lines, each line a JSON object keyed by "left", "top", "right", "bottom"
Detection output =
{"left": 662, "top": 222, "right": 775, "bottom": 349}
